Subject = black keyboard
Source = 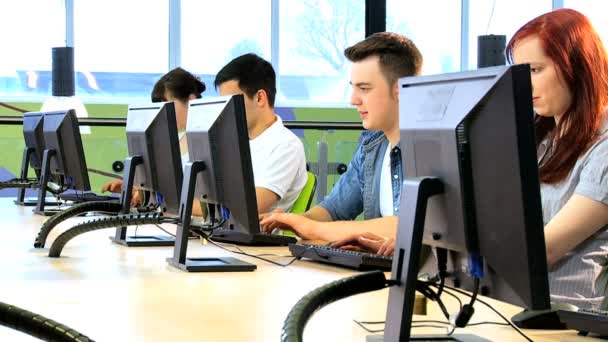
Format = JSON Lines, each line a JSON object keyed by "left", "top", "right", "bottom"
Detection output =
{"left": 59, "top": 192, "right": 120, "bottom": 203}
{"left": 210, "top": 229, "right": 296, "bottom": 246}
{"left": 558, "top": 308, "right": 608, "bottom": 337}
{"left": 288, "top": 243, "right": 392, "bottom": 271}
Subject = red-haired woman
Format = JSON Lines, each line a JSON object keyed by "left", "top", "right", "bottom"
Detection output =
{"left": 508, "top": 8, "right": 608, "bottom": 310}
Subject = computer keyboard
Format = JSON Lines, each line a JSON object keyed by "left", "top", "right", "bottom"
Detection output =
{"left": 557, "top": 308, "right": 608, "bottom": 337}
{"left": 210, "top": 229, "right": 296, "bottom": 246}
{"left": 59, "top": 192, "right": 120, "bottom": 203}
{"left": 288, "top": 243, "right": 392, "bottom": 271}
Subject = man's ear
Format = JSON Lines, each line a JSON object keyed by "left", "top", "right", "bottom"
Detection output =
{"left": 392, "top": 81, "right": 399, "bottom": 99}
{"left": 188, "top": 93, "right": 197, "bottom": 101}
{"left": 256, "top": 89, "right": 269, "bottom": 107}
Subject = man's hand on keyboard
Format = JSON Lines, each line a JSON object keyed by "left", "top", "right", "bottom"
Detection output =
{"left": 101, "top": 180, "right": 141, "bottom": 207}
{"left": 259, "top": 210, "right": 318, "bottom": 239}
{"left": 101, "top": 180, "right": 123, "bottom": 193}
{"left": 259, "top": 209, "right": 288, "bottom": 231}
{"left": 331, "top": 232, "right": 395, "bottom": 256}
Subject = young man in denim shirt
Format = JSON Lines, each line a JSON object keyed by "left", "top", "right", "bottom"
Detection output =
{"left": 260, "top": 32, "right": 422, "bottom": 255}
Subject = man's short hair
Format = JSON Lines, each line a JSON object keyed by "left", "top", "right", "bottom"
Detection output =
{"left": 151, "top": 67, "right": 205, "bottom": 103}
{"left": 214, "top": 53, "right": 277, "bottom": 107}
{"left": 344, "top": 32, "right": 423, "bottom": 85}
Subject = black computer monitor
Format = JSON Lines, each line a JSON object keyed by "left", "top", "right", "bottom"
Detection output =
{"left": 34, "top": 110, "right": 90, "bottom": 214}
{"left": 42, "top": 110, "right": 90, "bottom": 191}
{"left": 185, "top": 95, "right": 295, "bottom": 246}
{"left": 14, "top": 112, "right": 46, "bottom": 205}
{"left": 125, "top": 102, "right": 182, "bottom": 215}
{"left": 22, "top": 112, "right": 45, "bottom": 172}
{"left": 167, "top": 95, "right": 292, "bottom": 272}
{"left": 380, "top": 65, "right": 551, "bottom": 341}
{"left": 110, "top": 102, "right": 183, "bottom": 247}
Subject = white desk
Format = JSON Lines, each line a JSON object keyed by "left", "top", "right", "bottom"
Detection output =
{"left": 0, "top": 199, "right": 600, "bottom": 341}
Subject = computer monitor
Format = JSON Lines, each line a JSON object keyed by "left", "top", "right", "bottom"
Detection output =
{"left": 22, "top": 112, "right": 45, "bottom": 172}
{"left": 14, "top": 112, "right": 46, "bottom": 205}
{"left": 379, "top": 65, "right": 551, "bottom": 341}
{"left": 185, "top": 95, "right": 295, "bottom": 246}
{"left": 34, "top": 110, "right": 90, "bottom": 214}
{"left": 110, "top": 102, "right": 182, "bottom": 246}
{"left": 125, "top": 102, "right": 182, "bottom": 215}
{"left": 167, "top": 95, "right": 292, "bottom": 272}
{"left": 42, "top": 110, "right": 90, "bottom": 191}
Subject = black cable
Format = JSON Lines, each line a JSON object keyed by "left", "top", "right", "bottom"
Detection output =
{"left": 435, "top": 285, "right": 463, "bottom": 312}
{"left": 281, "top": 271, "right": 390, "bottom": 342}
{"left": 47, "top": 213, "right": 178, "bottom": 257}
{"left": 153, "top": 224, "right": 176, "bottom": 237}
{"left": 439, "top": 284, "right": 533, "bottom": 342}
{"left": 354, "top": 317, "right": 508, "bottom": 334}
{"left": 435, "top": 247, "right": 448, "bottom": 298}
{"left": 467, "top": 321, "right": 510, "bottom": 327}
{"left": 34, "top": 201, "right": 123, "bottom": 248}
{"left": 452, "top": 278, "right": 479, "bottom": 328}
{"left": 0, "top": 301, "right": 94, "bottom": 341}
{"left": 205, "top": 236, "right": 298, "bottom": 267}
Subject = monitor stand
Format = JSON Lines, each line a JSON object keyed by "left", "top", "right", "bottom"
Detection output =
{"left": 33, "top": 149, "right": 61, "bottom": 216}
{"left": 367, "top": 334, "right": 491, "bottom": 342}
{"left": 166, "top": 160, "right": 256, "bottom": 272}
{"left": 15, "top": 197, "right": 62, "bottom": 207}
{"left": 109, "top": 156, "right": 175, "bottom": 247}
{"left": 367, "top": 177, "right": 490, "bottom": 342}
{"left": 511, "top": 303, "right": 570, "bottom": 329}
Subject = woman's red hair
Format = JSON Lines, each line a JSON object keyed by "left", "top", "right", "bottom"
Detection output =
{"left": 506, "top": 8, "right": 608, "bottom": 184}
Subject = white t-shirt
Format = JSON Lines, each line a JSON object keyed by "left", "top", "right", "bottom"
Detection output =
{"left": 379, "top": 144, "right": 394, "bottom": 217}
{"left": 178, "top": 131, "right": 189, "bottom": 170}
{"left": 249, "top": 115, "right": 308, "bottom": 212}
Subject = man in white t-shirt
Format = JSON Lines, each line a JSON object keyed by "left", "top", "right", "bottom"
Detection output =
{"left": 214, "top": 53, "right": 308, "bottom": 213}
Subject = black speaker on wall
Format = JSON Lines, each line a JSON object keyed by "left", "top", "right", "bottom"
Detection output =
{"left": 52, "top": 47, "right": 75, "bottom": 97}
{"left": 478, "top": 34, "right": 506, "bottom": 68}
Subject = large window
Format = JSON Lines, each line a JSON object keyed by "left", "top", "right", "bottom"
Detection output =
{"left": 387, "top": 0, "right": 461, "bottom": 75}
{"left": 5, "top": 1, "right": 608, "bottom": 105}
{"left": 279, "top": 0, "right": 364, "bottom": 105}
{"left": 467, "top": 0, "right": 551, "bottom": 70}
{"left": 181, "top": 0, "right": 271, "bottom": 98}
{"left": 564, "top": 1, "right": 608, "bottom": 46}
{"left": 0, "top": 1, "right": 64, "bottom": 98}
{"left": 73, "top": 0, "right": 168, "bottom": 101}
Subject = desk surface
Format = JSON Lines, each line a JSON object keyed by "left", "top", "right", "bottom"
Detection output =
{"left": 0, "top": 199, "right": 599, "bottom": 341}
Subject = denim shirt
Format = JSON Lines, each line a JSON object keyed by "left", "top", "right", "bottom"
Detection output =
{"left": 319, "top": 131, "right": 403, "bottom": 220}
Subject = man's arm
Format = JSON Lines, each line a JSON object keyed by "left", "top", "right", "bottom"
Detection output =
{"left": 307, "top": 215, "right": 397, "bottom": 241}
{"left": 260, "top": 210, "right": 397, "bottom": 241}
{"left": 256, "top": 187, "right": 280, "bottom": 213}
{"left": 302, "top": 205, "right": 333, "bottom": 222}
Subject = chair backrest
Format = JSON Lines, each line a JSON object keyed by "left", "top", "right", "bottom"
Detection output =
{"left": 290, "top": 171, "right": 317, "bottom": 214}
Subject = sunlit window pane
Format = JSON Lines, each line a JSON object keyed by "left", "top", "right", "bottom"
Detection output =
{"left": 0, "top": 1, "right": 64, "bottom": 98}
{"left": 468, "top": 0, "right": 551, "bottom": 70}
{"left": 387, "top": 0, "right": 461, "bottom": 75}
{"left": 563, "top": 1, "right": 608, "bottom": 47}
{"left": 73, "top": 0, "right": 168, "bottom": 101}
{"left": 181, "top": 0, "right": 271, "bottom": 98}
{"left": 279, "top": 0, "right": 365, "bottom": 105}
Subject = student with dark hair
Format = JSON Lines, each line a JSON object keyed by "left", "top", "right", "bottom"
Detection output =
{"left": 101, "top": 67, "right": 205, "bottom": 198}
{"left": 150, "top": 67, "right": 206, "bottom": 132}
{"left": 215, "top": 53, "right": 307, "bottom": 213}
{"left": 506, "top": 8, "right": 608, "bottom": 310}
{"left": 260, "top": 32, "right": 422, "bottom": 252}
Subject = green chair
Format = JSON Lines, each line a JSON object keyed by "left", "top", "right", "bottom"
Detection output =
{"left": 283, "top": 171, "right": 317, "bottom": 237}
{"left": 290, "top": 171, "right": 317, "bottom": 214}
